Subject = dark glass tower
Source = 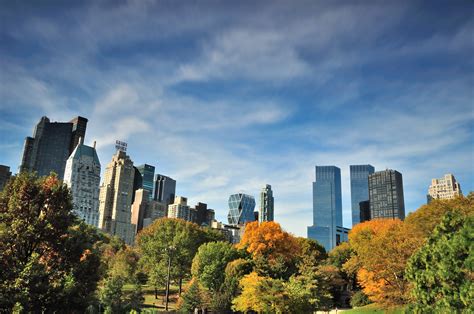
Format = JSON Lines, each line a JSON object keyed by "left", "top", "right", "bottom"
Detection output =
{"left": 228, "top": 193, "right": 256, "bottom": 225}
{"left": 307, "top": 166, "right": 342, "bottom": 252}
{"left": 136, "top": 164, "right": 155, "bottom": 201}
{"left": 368, "top": 169, "right": 405, "bottom": 220}
{"left": 350, "top": 165, "right": 375, "bottom": 226}
{"left": 19, "top": 116, "right": 88, "bottom": 179}
{"left": 153, "top": 174, "right": 176, "bottom": 205}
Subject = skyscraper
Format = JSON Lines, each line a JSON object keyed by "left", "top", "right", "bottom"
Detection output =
{"left": 0, "top": 165, "right": 12, "bottom": 191}
{"left": 350, "top": 165, "right": 375, "bottom": 226}
{"left": 307, "top": 166, "right": 343, "bottom": 252}
{"left": 20, "top": 116, "right": 88, "bottom": 179}
{"left": 131, "top": 189, "right": 166, "bottom": 233}
{"left": 98, "top": 150, "right": 136, "bottom": 245}
{"left": 191, "top": 202, "right": 215, "bottom": 226}
{"left": 136, "top": 164, "right": 155, "bottom": 201}
{"left": 153, "top": 174, "right": 176, "bottom": 205}
{"left": 368, "top": 169, "right": 405, "bottom": 220}
{"left": 63, "top": 142, "right": 101, "bottom": 227}
{"left": 168, "top": 196, "right": 191, "bottom": 221}
{"left": 228, "top": 193, "right": 256, "bottom": 225}
{"left": 259, "top": 184, "right": 274, "bottom": 222}
{"left": 427, "top": 173, "right": 462, "bottom": 203}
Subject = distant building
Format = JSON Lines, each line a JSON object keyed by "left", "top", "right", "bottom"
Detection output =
{"left": 63, "top": 142, "right": 101, "bottom": 227}
{"left": 131, "top": 189, "right": 166, "bottom": 233}
{"left": 427, "top": 174, "right": 462, "bottom": 203}
{"left": 350, "top": 165, "right": 374, "bottom": 226}
{"left": 0, "top": 165, "right": 12, "bottom": 191}
{"left": 259, "top": 184, "right": 274, "bottom": 222}
{"left": 307, "top": 166, "right": 343, "bottom": 252}
{"left": 191, "top": 202, "right": 215, "bottom": 226}
{"left": 228, "top": 193, "right": 256, "bottom": 225}
{"left": 98, "top": 150, "right": 136, "bottom": 245}
{"left": 368, "top": 169, "right": 405, "bottom": 220}
{"left": 211, "top": 220, "right": 245, "bottom": 244}
{"left": 20, "top": 116, "right": 88, "bottom": 179}
{"left": 136, "top": 164, "right": 155, "bottom": 201}
{"left": 168, "top": 196, "right": 191, "bottom": 221}
{"left": 153, "top": 174, "right": 176, "bottom": 205}
{"left": 359, "top": 200, "right": 371, "bottom": 223}
{"left": 131, "top": 166, "right": 143, "bottom": 204}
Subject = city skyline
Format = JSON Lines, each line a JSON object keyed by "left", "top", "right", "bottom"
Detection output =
{"left": 1, "top": 1, "right": 473, "bottom": 236}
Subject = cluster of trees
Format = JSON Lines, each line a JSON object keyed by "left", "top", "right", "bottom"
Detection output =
{"left": 1, "top": 173, "right": 472, "bottom": 313}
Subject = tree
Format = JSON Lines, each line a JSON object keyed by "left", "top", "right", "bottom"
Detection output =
{"left": 136, "top": 218, "right": 214, "bottom": 296}
{"left": 237, "top": 221, "right": 300, "bottom": 279}
{"left": 406, "top": 211, "right": 474, "bottom": 312}
{"left": 348, "top": 219, "right": 420, "bottom": 306}
{"left": 178, "top": 278, "right": 208, "bottom": 313}
{"left": 232, "top": 272, "right": 289, "bottom": 313}
{"left": 191, "top": 241, "right": 241, "bottom": 292}
{"left": 99, "top": 276, "right": 124, "bottom": 313}
{"left": 405, "top": 194, "right": 473, "bottom": 239}
{"left": 0, "top": 173, "right": 102, "bottom": 312}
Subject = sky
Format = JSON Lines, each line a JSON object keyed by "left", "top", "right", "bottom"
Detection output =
{"left": 1, "top": 0, "right": 473, "bottom": 237}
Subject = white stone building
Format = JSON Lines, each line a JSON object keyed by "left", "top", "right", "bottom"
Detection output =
{"left": 427, "top": 173, "right": 462, "bottom": 203}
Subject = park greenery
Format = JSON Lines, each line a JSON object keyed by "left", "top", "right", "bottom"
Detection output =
{"left": 0, "top": 172, "right": 473, "bottom": 313}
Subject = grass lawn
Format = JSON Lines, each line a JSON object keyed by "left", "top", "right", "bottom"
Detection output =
{"left": 341, "top": 303, "right": 406, "bottom": 313}
{"left": 123, "top": 283, "right": 181, "bottom": 312}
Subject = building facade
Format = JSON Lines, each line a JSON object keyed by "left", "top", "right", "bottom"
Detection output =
{"left": 0, "top": 165, "right": 12, "bottom": 191}
{"left": 153, "top": 174, "right": 176, "bottom": 205}
{"left": 167, "top": 196, "right": 191, "bottom": 221}
{"left": 259, "top": 184, "right": 274, "bottom": 222}
{"left": 228, "top": 193, "right": 256, "bottom": 225}
{"left": 427, "top": 173, "right": 462, "bottom": 203}
{"left": 63, "top": 142, "right": 101, "bottom": 227}
{"left": 368, "top": 169, "right": 405, "bottom": 220}
{"left": 307, "top": 166, "right": 343, "bottom": 252}
{"left": 98, "top": 150, "right": 136, "bottom": 245}
{"left": 359, "top": 200, "right": 371, "bottom": 223}
{"left": 20, "top": 116, "right": 88, "bottom": 179}
{"left": 350, "top": 165, "right": 374, "bottom": 226}
{"left": 191, "top": 202, "right": 215, "bottom": 226}
{"left": 136, "top": 164, "right": 155, "bottom": 201}
{"left": 131, "top": 189, "right": 166, "bottom": 233}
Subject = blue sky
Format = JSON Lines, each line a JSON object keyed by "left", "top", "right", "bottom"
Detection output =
{"left": 1, "top": 0, "right": 473, "bottom": 236}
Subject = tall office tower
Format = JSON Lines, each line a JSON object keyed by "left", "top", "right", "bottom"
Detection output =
{"left": 427, "top": 174, "right": 462, "bottom": 203}
{"left": 168, "top": 196, "right": 191, "bottom": 221}
{"left": 131, "top": 166, "right": 143, "bottom": 204}
{"left": 131, "top": 189, "right": 167, "bottom": 233}
{"left": 259, "top": 184, "right": 274, "bottom": 222}
{"left": 350, "top": 165, "right": 375, "bottom": 226}
{"left": 307, "top": 166, "right": 343, "bottom": 252}
{"left": 191, "top": 202, "right": 215, "bottom": 226}
{"left": 20, "top": 116, "right": 88, "bottom": 179}
{"left": 228, "top": 193, "right": 256, "bottom": 225}
{"left": 0, "top": 165, "right": 12, "bottom": 191}
{"left": 368, "top": 169, "right": 405, "bottom": 220}
{"left": 136, "top": 164, "right": 155, "bottom": 201}
{"left": 359, "top": 200, "right": 371, "bottom": 223}
{"left": 98, "top": 150, "right": 136, "bottom": 245}
{"left": 63, "top": 142, "right": 101, "bottom": 227}
{"left": 153, "top": 174, "right": 176, "bottom": 205}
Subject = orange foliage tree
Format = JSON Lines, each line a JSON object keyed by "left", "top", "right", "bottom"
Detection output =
{"left": 237, "top": 221, "right": 301, "bottom": 279}
{"left": 348, "top": 219, "right": 420, "bottom": 306}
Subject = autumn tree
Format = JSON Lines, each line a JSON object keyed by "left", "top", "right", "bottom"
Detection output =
{"left": 237, "top": 221, "right": 300, "bottom": 279}
{"left": 0, "top": 173, "right": 102, "bottom": 312}
{"left": 178, "top": 278, "right": 209, "bottom": 313}
{"left": 406, "top": 211, "right": 474, "bottom": 312}
{"left": 348, "top": 219, "right": 420, "bottom": 306}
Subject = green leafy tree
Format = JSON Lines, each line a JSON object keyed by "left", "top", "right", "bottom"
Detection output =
{"left": 136, "top": 218, "right": 214, "bottom": 296}
{"left": 191, "top": 241, "right": 241, "bottom": 292}
{"left": 99, "top": 276, "right": 124, "bottom": 313}
{"left": 406, "top": 211, "right": 474, "bottom": 312}
{"left": 350, "top": 290, "right": 371, "bottom": 308}
{"left": 178, "top": 278, "right": 208, "bottom": 313}
{"left": 0, "top": 173, "right": 102, "bottom": 312}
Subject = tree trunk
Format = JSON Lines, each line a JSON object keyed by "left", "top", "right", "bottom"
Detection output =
{"left": 154, "top": 286, "right": 158, "bottom": 299}
{"left": 179, "top": 277, "right": 183, "bottom": 295}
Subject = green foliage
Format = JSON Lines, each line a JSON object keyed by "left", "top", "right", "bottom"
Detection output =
{"left": 406, "top": 211, "right": 474, "bottom": 312}
{"left": 350, "top": 290, "right": 371, "bottom": 308}
{"left": 178, "top": 278, "right": 207, "bottom": 313}
{"left": 191, "top": 241, "right": 240, "bottom": 292}
{"left": 0, "top": 173, "right": 102, "bottom": 311}
{"left": 99, "top": 276, "right": 124, "bottom": 313}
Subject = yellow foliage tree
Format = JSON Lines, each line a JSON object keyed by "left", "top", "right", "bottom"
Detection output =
{"left": 348, "top": 219, "right": 420, "bottom": 306}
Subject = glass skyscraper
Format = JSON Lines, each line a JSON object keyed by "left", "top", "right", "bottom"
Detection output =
{"left": 153, "top": 174, "right": 176, "bottom": 205}
{"left": 228, "top": 193, "right": 256, "bottom": 225}
{"left": 368, "top": 169, "right": 405, "bottom": 220}
{"left": 136, "top": 164, "right": 155, "bottom": 201}
{"left": 307, "top": 166, "right": 342, "bottom": 252}
{"left": 259, "top": 184, "right": 274, "bottom": 222}
{"left": 350, "top": 165, "right": 375, "bottom": 226}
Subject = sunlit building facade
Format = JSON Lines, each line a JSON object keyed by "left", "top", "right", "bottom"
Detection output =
{"left": 259, "top": 184, "right": 274, "bottom": 222}
{"left": 427, "top": 173, "right": 462, "bottom": 203}
{"left": 228, "top": 193, "right": 256, "bottom": 225}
